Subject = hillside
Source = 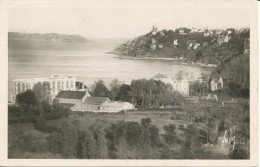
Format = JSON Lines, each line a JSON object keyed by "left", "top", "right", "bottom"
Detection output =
{"left": 112, "top": 27, "right": 250, "bottom": 65}
{"left": 8, "top": 32, "right": 88, "bottom": 42}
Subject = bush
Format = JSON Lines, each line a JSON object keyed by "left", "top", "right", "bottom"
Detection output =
{"left": 178, "top": 124, "right": 185, "bottom": 131}
{"left": 16, "top": 90, "right": 37, "bottom": 106}
{"left": 8, "top": 116, "right": 35, "bottom": 124}
{"left": 34, "top": 117, "right": 60, "bottom": 133}
{"left": 43, "top": 112, "right": 63, "bottom": 120}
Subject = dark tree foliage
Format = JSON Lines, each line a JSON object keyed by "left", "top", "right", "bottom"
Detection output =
{"left": 141, "top": 118, "right": 151, "bottom": 128}
{"left": 162, "top": 124, "right": 177, "bottom": 145}
{"left": 181, "top": 125, "right": 200, "bottom": 159}
{"left": 125, "top": 122, "right": 142, "bottom": 146}
{"left": 116, "top": 84, "right": 132, "bottom": 102}
{"left": 149, "top": 125, "right": 161, "bottom": 147}
{"left": 90, "top": 80, "right": 110, "bottom": 97}
{"left": 16, "top": 90, "right": 37, "bottom": 106}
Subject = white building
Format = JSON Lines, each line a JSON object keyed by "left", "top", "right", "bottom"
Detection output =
{"left": 71, "top": 96, "right": 135, "bottom": 113}
{"left": 14, "top": 75, "right": 76, "bottom": 101}
{"left": 152, "top": 73, "right": 189, "bottom": 97}
{"left": 151, "top": 26, "right": 158, "bottom": 35}
{"left": 179, "top": 29, "right": 185, "bottom": 35}
{"left": 158, "top": 44, "right": 164, "bottom": 49}
{"left": 173, "top": 39, "right": 178, "bottom": 46}
{"left": 100, "top": 101, "right": 134, "bottom": 113}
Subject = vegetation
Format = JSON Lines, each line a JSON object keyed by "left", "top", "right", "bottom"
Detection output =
{"left": 8, "top": 100, "right": 249, "bottom": 159}
{"left": 89, "top": 79, "right": 186, "bottom": 108}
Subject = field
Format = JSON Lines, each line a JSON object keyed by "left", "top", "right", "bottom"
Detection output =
{"left": 47, "top": 110, "right": 187, "bottom": 135}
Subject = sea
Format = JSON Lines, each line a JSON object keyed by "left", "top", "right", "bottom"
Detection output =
{"left": 8, "top": 39, "right": 214, "bottom": 101}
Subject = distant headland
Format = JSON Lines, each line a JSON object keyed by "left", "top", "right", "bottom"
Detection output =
{"left": 8, "top": 32, "right": 88, "bottom": 42}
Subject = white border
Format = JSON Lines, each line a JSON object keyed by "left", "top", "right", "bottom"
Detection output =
{"left": 0, "top": 0, "right": 258, "bottom": 166}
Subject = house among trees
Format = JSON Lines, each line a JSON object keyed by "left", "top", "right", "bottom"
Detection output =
{"left": 179, "top": 29, "right": 185, "bottom": 35}
{"left": 208, "top": 76, "right": 223, "bottom": 92}
{"left": 150, "top": 43, "right": 156, "bottom": 50}
{"left": 53, "top": 90, "right": 90, "bottom": 108}
{"left": 152, "top": 73, "right": 189, "bottom": 97}
{"left": 151, "top": 25, "right": 158, "bottom": 35}
{"left": 158, "top": 44, "right": 164, "bottom": 49}
{"left": 173, "top": 39, "right": 178, "bottom": 46}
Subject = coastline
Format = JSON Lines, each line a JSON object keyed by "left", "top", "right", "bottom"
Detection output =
{"left": 108, "top": 52, "right": 218, "bottom": 68}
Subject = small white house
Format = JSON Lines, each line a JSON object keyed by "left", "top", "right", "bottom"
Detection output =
{"left": 173, "top": 39, "right": 178, "bottom": 46}
{"left": 179, "top": 29, "right": 185, "bottom": 35}
{"left": 150, "top": 44, "right": 156, "bottom": 50}
{"left": 193, "top": 43, "right": 200, "bottom": 50}
{"left": 158, "top": 44, "right": 164, "bottom": 49}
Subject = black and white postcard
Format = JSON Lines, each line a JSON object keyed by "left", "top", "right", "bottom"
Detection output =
{"left": 0, "top": 0, "right": 258, "bottom": 166}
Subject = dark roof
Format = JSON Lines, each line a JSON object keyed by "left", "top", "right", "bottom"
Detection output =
{"left": 152, "top": 73, "right": 167, "bottom": 79}
{"left": 55, "top": 91, "right": 87, "bottom": 99}
{"left": 83, "top": 97, "right": 110, "bottom": 105}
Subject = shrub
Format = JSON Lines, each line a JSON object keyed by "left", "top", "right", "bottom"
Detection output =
{"left": 34, "top": 117, "right": 60, "bottom": 133}
{"left": 178, "top": 124, "right": 185, "bottom": 131}
{"left": 8, "top": 116, "right": 35, "bottom": 124}
{"left": 43, "top": 112, "right": 63, "bottom": 120}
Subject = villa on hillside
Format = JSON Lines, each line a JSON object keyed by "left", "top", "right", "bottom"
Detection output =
{"left": 152, "top": 73, "right": 190, "bottom": 97}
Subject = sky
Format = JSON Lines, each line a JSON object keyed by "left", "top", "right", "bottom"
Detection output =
{"left": 8, "top": 4, "right": 250, "bottom": 39}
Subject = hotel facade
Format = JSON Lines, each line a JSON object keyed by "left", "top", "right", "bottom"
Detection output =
{"left": 14, "top": 75, "right": 76, "bottom": 101}
{"left": 152, "top": 73, "right": 190, "bottom": 97}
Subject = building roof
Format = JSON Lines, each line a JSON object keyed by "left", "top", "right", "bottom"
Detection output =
{"left": 55, "top": 90, "right": 87, "bottom": 99}
{"left": 83, "top": 97, "right": 110, "bottom": 105}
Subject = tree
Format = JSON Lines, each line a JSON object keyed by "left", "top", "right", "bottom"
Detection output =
{"left": 181, "top": 125, "right": 200, "bottom": 159}
{"left": 116, "top": 84, "right": 132, "bottom": 102}
{"left": 162, "top": 124, "right": 177, "bottom": 145}
{"left": 96, "top": 130, "right": 108, "bottom": 158}
{"left": 90, "top": 80, "right": 110, "bottom": 97}
{"left": 147, "top": 79, "right": 157, "bottom": 107}
{"left": 207, "top": 118, "right": 220, "bottom": 144}
{"left": 59, "top": 121, "right": 79, "bottom": 158}
{"left": 175, "top": 71, "right": 185, "bottom": 81}
{"left": 82, "top": 130, "right": 98, "bottom": 158}
{"left": 16, "top": 90, "right": 37, "bottom": 106}
{"left": 109, "top": 79, "right": 121, "bottom": 100}
{"left": 149, "top": 125, "right": 161, "bottom": 147}
{"left": 125, "top": 122, "right": 142, "bottom": 146}
{"left": 141, "top": 118, "right": 151, "bottom": 129}
{"left": 115, "top": 137, "right": 129, "bottom": 159}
